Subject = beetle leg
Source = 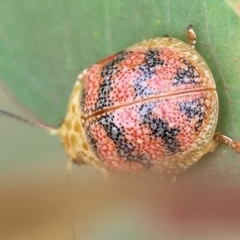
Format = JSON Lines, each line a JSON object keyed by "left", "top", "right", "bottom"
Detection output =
{"left": 214, "top": 132, "right": 240, "bottom": 153}
{"left": 78, "top": 69, "right": 87, "bottom": 81}
{"left": 186, "top": 25, "right": 196, "bottom": 48}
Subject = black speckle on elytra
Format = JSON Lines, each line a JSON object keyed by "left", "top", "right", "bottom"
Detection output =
{"left": 140, "top": 103, "right": 180, "bottom": 154}
{"left": 97, "top": 113, "right": 152, "bottom": 169}
{"left": 172, "top": 59, "right": 200, "bottom": 86}
{"left": 134, "top": 50, "right": 165, "bottom": 98}
{"left": 179, "top": 98, "right": 205, "bottom": 131}
{"left": 94, "top": 51, "right": 128, "bottom": 111}
{"left": 86, "top": 127, "right": 98, "bottom": 153}
{"left": 80, "top": 89, "right": 87, "bottom": 112}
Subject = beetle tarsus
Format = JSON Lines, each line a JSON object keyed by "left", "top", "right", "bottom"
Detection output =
{"left": 215, "top": 133, "right": 240, "bottom": 153}
{"left": 187, "top": 24, "right": 196, "bottom": 48}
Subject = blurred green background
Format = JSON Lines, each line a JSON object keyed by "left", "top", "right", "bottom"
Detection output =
{"left": 1, "top": 0, "right": 240, "bottom": 239}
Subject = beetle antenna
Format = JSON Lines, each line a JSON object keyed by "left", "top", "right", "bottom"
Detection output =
{"left": 0, "top": 108, "right": 58, "bottom": 135}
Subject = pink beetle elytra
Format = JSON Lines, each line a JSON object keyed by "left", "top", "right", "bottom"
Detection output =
{"left": 1, "top": 25, "right": 240, "bottom": 178}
